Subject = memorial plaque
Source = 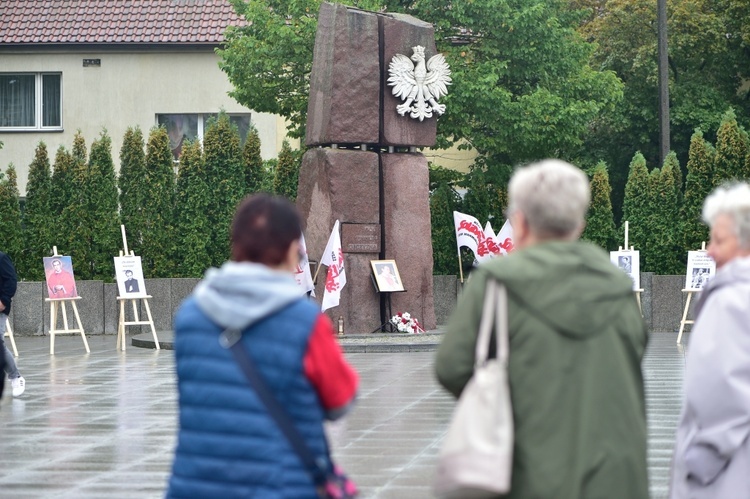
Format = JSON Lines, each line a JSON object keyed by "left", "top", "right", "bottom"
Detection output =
{"left": 342, "top": 223, "right": 381, "bottom": 253}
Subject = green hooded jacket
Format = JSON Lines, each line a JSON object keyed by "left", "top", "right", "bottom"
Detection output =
{"left": 436, "top": 240, "right": 649, "bottom": 499}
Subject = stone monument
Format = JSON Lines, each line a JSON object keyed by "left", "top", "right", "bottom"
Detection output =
{"left": 298, "top": 2, "right": 447, "bottom": 333}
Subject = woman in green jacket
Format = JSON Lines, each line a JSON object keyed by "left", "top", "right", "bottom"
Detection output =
{"left": 436, "top": 159, "right": 649, "bottom": 499}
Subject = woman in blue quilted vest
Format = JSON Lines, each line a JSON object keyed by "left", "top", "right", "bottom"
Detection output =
{"left": 167, "top": 194, "right": 359, "bottom": 498}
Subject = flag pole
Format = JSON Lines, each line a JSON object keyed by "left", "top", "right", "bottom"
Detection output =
{"left": 312, "top": 263, "right": 325, "bottom": 284}
{"left": 457, "top": 247, "right": 464, "bottom": 284}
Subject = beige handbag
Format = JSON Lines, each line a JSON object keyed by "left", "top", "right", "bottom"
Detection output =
{"left": 434, "top": 279, "right": 514, "bottom": 498}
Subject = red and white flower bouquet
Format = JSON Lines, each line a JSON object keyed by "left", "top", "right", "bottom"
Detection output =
{"left": 390, "top": 312, "right": 424, "bottom": 334}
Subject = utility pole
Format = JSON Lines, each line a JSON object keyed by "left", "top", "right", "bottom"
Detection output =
{"left": 657, "top": 0, "right": 670, "bottom": 165}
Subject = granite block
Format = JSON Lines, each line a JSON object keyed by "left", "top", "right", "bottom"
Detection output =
{"left": 296, "top": 148, "right": 380, "bottom": 266}
{"left": 314, "top": 253, "right": 381, "bottom": 334}
{"left": 640, "top": 272, "right": 653, "bottom": 330}
{"left": 432, "top": 275, "right": 457, "bottom": 325}
{"left": 306, "top": 2, "right": 380, "bottom": 146}
{"left": 104, "top": 283, "right": 118, "bottom": 335}
{"left": 382, "top": 153, "right": 436, "bottom": 329}
{"left": 380, "top": 13, "right": 438, "bottom": 147}
{"left": 170, "top": 278, "right": 200, "bottom": 318}
{"left": 139, "top": 279, "right": 172, "bottom": 334}
{"left": 64, "top": 280, "right": 105, "bottom": 335}
{"left": 12, "top": 281, "right": 45, "bottom": 336}
{"left": 651, "top": 275, "right": 685, "bottom": 332}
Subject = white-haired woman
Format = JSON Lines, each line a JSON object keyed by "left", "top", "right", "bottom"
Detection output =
{"left": 436, "top": 159, "right": 649, "bottom": 498}
{"left": 670, "top": 182, "right": 750, "bottom": 498}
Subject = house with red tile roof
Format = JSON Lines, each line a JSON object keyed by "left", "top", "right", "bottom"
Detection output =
{"left": 0, "top": 0, "right": 291, "bottom": 192}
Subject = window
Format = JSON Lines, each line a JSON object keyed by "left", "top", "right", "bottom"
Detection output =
{"left": 156, "top": 113, "right": 252, "bottom": 160}
{"left": 0, "top": 73, "right": 62, "bottom": 130}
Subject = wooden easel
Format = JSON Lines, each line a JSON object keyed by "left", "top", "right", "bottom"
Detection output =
{"left": 46, "top": 246, "right": 89, "bottom": 354}
{"left": 116, "top": 226, "right": 159, "bottom": 351}
{"left": 4, "top": 316, "right": 18, "bottom": 357}
{"left": 677, "top": 242, "right": 706, "bottom": 344}
{"left": 621, "top": 221, "right": 645, "bottom": 314}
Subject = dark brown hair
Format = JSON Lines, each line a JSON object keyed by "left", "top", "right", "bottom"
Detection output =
{"left": 231, "top": 194, "right": 303, "bottom": 265}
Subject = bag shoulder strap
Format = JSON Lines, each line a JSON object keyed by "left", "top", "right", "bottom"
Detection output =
{"left": 475, "top": 279, "right": 509, "bottom": 367}
{"left": 220, "top": 328, "right": 328, "bottom": 486}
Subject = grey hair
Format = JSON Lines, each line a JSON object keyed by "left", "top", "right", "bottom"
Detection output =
{"left": 702, "top": 182, "right": 750, "bottom": 249}
{"left": 508, "top": 159, "right": 590, "bottom": 237}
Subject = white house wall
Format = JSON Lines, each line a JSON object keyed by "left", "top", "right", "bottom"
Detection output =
{"left": 0, "top": 50, "right": 286, "bottom": 193}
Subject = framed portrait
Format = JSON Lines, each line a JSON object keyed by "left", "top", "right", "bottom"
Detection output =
{"left": 685, "top": 251, "right": 715, "bottom": 290}
{"left": 370, "top": 259, "right": 405, "bottom": 292}
{"left": 609, "top": 250, "right": 640, "bottom": 290}
{"left": 43, "top": 255, "right": 78, "bottom": 299}
{"left": 114, "top": 256, "right": 148, "bottom": 297}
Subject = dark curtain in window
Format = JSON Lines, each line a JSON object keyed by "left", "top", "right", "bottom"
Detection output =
{"left": 42, "top": 74, "right": 61, "bottom": 127}
{"left": 0, "top": 74, "right": 35, "bottom": 127}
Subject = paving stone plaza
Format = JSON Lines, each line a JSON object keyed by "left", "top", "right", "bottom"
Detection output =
{"left": 0, "top": 331, "right": 685, "bottom": 498}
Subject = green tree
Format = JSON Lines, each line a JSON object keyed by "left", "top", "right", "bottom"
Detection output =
{"left": 620, "top": 152, "right": 650, "bottom": 255}
{"left": 641, "top": 167, "right": 664, "bottom": 273}
{"left": 174, "top": 140, "right": 211, "bottom": 278}
{"left": 119, "top": 126, "right": 148, "bottom": 252}
{"left": 260, "top": 158, "right": 278, "bottom": 193}
{"left": 21, "top": 142, "right": 54, "bottom": 280}
{"left": 681, "top": 130, "right": 714, "bottom": 252}
{"left": 655, "top": 156, "right": 682, "bottom": 274}
{"left": 62, "top": 131, "right": 92, "bottom": 273}
{"left": 50, "top": 146, "right": 77, "bottom": 255}
{"left": 714, "top": 109, "right": 749, "bottom": 184}
{"left": 86, "top": 130, "right": 120, "bottom": 281}
{"left": 243, "top": 125, "right": 265, "bottom": 193}
{"left": 659, "top": 151, "right": 687, "bottom": 275}
{"left": 221, "top": 0, "right": 622, "bottom": 177}
{"left": 142, "top": 127, "right": 176, "bottom": 278}
{"left": 203, "top": 113, "right": 245, "bottom": 266}
{"left": 574, "top": 0, "right": 750, "bottom": 219}
{"left": 0, "top": 165, "right": 24, "bottom": 269}
{"left": 461, "top": 166, "right": 508, "bottom": 227}
{"left": 582, "top": 162, "right": 617, "bottom": 250}
{"left": 273, "top": 139, "right": 301, "bottom": 201}
{"left": 429, "top": 166, "right": 464, "bottom": 275}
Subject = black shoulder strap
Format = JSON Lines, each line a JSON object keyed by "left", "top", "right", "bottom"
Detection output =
{"left": 220, "top": 328, "right": 328, "bottom": 486}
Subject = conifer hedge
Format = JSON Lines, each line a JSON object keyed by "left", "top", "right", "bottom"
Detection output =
{"left": 582, "top": 162, "right": 617, "bottom": 251}
{"left": 3, "top": 113, "right": 749, "bottom": 281}
{"left": 21, "top": 142, "right": 53, "bottom": 280}
{"left": 681, "top": 131, "right": 714, "bottom": 252}
{"left": 0, "top": 165, "right": 23, "bottom": 265}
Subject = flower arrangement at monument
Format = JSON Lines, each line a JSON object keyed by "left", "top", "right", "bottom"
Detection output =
{"left": 390, "top": 312, "right": 424, "bottom": 334}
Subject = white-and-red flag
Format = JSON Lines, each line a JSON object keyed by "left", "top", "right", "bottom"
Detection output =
{"left": 480, "top": 221, "right": 502, "bottom": 260}
{"left": 496, "top": 219, "right": 515, "bottom": 255}
{"left": 320, "top": 220, "right": 346, "bottom": 311}
{"left": 454, "top": 211, "right": 496, "bottom": 263}
{"left": 293, "top": 233, "right": 315, "bottom": 295}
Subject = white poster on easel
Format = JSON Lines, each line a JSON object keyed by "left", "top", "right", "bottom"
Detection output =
{"left": 685, "top": 251, "right": 715, "bottom": 290}
{"left": 114, "top": 256, "right": 147, "bottom": 298}
{"left": 610, "top": 250, "right": 640, "bottom": 290}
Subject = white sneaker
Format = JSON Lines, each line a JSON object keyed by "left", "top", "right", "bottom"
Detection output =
{"left": 11, "top": 376, "right": 25, "bottom": 397}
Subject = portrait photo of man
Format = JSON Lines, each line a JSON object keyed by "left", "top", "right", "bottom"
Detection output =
{"left": 371, "top": 260, "right": 405, "bottom": 292}
{"left": 618, "top": 255, "right": 632, "bottom": 274}
{"left": 114, "top": 255, "right": 147, "bottom": 297}
{"left": 124, "top": 270, "right": 140, "bottom": 294}
{"left": 610, "top": 250, "right": 640, "bottom": 290}
{"left": 44, "top": 256, "right": 78, "bottom": 299}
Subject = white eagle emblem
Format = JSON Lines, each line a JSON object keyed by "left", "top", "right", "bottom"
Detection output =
{"left": 387, "top": 45, "right": 452, "bottom": 121}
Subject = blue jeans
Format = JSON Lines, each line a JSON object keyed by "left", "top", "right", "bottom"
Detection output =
{"left": 0, "top": 313, "right": 20, "bottom": 379}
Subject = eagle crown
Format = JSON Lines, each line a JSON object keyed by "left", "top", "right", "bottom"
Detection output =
{"left": 411, "top": 45, "right": 425, "bottom": 61}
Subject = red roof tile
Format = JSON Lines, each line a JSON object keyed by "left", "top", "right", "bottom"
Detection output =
{"left": 0, "top": 0, "right": 247, "bottom": 45}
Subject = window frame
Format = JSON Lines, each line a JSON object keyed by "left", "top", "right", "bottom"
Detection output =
{"left": 155, "top": 113, "right": 252, "bottom": 161}
{"left": 0, "top": 72, "right": 63, "bottom": 131}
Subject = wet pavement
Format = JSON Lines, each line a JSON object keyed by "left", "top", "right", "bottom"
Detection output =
{"left": 0, "top": 332, "right": 686, "bottom": 498}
